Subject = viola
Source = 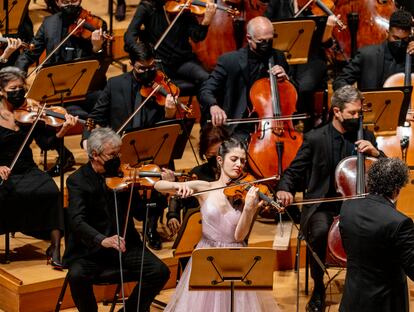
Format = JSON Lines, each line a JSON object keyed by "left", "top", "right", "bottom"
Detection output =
{"left": 164, "top": 0, "right": 240, "bottom": 16}
{"left": 296, "top": 0, "right": 346, "bottom": 30}
{"left": 247, "top": 58, "right": 302, "bottom": 178}
{"left": 68, "top": 8, "right": 113, "bottom": 41}
{"left": 327, "top": 113, "right": 377, "bottom": 267}
{"left": 140, "top": 70, "right": 193, "bottom": 116}
{"left": 106, "top": 163, "right": 190, "bottom": 191}
{"left": 14, "top": 104, "right": 86, "bottom": 128}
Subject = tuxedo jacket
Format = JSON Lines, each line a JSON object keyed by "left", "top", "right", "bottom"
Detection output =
{"left": 339, "top": 194, "right": 414, "bottom": 312}
{"left": 277, "top": 123, "right": 383, "bottom": 236}
{"left": 63, "top": 163, "right": 142, "bottom": 265}
{"left": 199, "top": 46, "right": 289, "bottom": 136}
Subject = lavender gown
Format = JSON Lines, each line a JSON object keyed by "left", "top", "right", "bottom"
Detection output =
{"left": 165, "top": 192, "right": 280, "bottom": 312}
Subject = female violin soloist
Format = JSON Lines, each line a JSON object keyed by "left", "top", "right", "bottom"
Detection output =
{"left": 155, "top": 138, "right": 282, "bottom": 311}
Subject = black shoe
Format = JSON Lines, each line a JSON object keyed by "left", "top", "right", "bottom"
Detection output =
{"left": 47, "top": 153, "right": 75, "bottom": 177}
{"left": 46, "top": 245, "right": 64, "bottom": 271}
{"left": 306, "top": 290, "right": 325, "bottom": 312}
{"left": 115, "top": 3, "right": 126, "bottom": 21}
{"left": 146, "top": 229, "right": 162, "bottom": 250}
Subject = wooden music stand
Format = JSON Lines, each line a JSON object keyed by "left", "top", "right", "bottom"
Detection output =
{"left": 190, "top": 247, "right": 276, "bottom": 312}
{"left": 361, "top": 87, "right": 412, "bottom": 136}
{"left": 0, "top": 0, "right": 29, "bottom": 34}
{"left": 119, "top": 124, "right": 181, "bottom": 167}
{"left": 272, "top": 17, "right": 318, "bottom": 65}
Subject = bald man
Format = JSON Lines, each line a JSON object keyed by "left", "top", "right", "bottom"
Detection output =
{"left": 199, "top": 16, "right": 291, "bottom": 141}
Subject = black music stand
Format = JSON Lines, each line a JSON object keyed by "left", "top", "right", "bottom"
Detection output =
{"left": 0, "top": 0, "right": 29, "bottom": 34}
{"left": 272, "top": 17, "right": 320, "bottom": 65}
{"left": 190, "top": 247, "right": 276, "bottom": 312}
{"left": 361, "top": 86, "right": 412, "bottom": 135}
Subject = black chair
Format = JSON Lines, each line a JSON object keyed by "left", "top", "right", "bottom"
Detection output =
{"left": 55, "top": 268, "right": 137, "bottom": 312}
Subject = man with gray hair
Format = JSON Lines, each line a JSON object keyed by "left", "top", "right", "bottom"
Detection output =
{"left": 340, "top": 158, "right": 414, "bottom": 311}
{"left": 199, "top": 16, "right": 290, "bottom": 140}
{"left": 63, "top": 127, "right": 170, "bottom": 312}
{"left": 276, "top": 85, "right": 385, "bottom": 312}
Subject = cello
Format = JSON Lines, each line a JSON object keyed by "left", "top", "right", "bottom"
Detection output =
{"left": 327, "top": 113, "right": 377, "bottom": 266}
{"left": 247, "top": 56, "right": 301, "bottom": 178}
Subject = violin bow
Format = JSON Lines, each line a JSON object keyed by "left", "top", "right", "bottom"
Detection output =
{"left": 0, "top": 102, "right": 47, "bottom": 186}
{"left": 154, "top": 0, "right": 192, "bottom": 50}
{"left": 207, "top": 113, "right": 309, "bottom": 125}
{"left": 28, "top": 19, "right": 87, "bottom": 78}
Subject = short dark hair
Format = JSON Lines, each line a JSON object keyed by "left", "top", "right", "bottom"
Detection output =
{"left": 331, "top": 85, "right": 363, "bottom": 111}
{"left": 389, "top": 10, "right": 413, "bottom": 31}
{"left": 129, "top": 42, "right": 155, "bottom": 64}
{"left": 218, "top": 137, "right": 247, "bottom": 159}
{"left": 199, "top": 124, "right": 229, "bottom": 160}
{"left": 367, "top": 158, "right": 409, "bottom": 197}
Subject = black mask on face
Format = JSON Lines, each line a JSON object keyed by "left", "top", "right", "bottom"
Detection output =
{"left": 103, "top": 156, "right": 121, "bottom": 177}
{"left": 6, "top": 88, "right": 26, "bottom": 109}
{"left": 341, "top": 117, "right": 360, "bottom": 132}
{"left": 61, "top": 5, "right": 81, "bottom": 20}
{"left": 253, "top": 39, "right": 273, "bottom": 58}
{"left": 133, "top": 68, "right": 157, "bottom": 85}
{"left": 388, "top": 40, "right": 408, "bottom": 62}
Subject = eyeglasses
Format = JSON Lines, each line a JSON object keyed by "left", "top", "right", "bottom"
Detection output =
{"left": 100, "top": 152, "right": 121, "bottom": 160}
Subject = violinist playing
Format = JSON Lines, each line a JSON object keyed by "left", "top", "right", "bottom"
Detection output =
{"left": 15, "top": 0, "right": 109, "bottom": 177}
{"left": 63, "top": 127, "right": 170, "bottom": 312}
{"left": 275, "top": 85, "right": 385, "bottom": 312}
{"left": 333, "top": 10, "right": 414, "bottom": 91}
{"left": 199, "top": 16, "right": 290, "bottom": 141}
{"left": 264, "top": 0, "right": 341, "bottom": 131}
{"left": 124, "top": 0, "right": 217, "bottom": 90}
{"left": 82, "top": 42, "right": 177, "bottom": 250}
{"left": 0, "top": 66, "right": 77, "bottom": 270}
{"left": 155, "top": 138, "right": 281, "bottom": 311}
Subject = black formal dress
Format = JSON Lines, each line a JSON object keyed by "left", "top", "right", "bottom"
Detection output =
{"left": 15, "top": 11, "right": 108, "bottom": 118}
{"left": 0, "top": 125, "right": 63, "bottom": 236}
{"left": 199, "top": 46, "right": 289, "bottom": 140}
{"left": 339, "top": 194, "right": 414, "bottom": 312}
{"left": 124, "top": 0, "right": 209, "bottom": 85}
{"left": 63, "top": 163, "right": 170, "bottom": 312}
{"left": 277, "top": 123, "right": 384, "bottom": 287}
{"left": 333, "top": 41, "right": 414, "bottom": 91}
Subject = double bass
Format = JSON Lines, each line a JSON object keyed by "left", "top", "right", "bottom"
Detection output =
{"left": 247, "top": 56, "right": 301, "bottom": 178}
{"left": 327, "top": 113, "right": 377, "bottom": 266}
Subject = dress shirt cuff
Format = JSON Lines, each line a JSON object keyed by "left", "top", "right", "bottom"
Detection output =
{"left": 94, "top": 233, "right": 106, "bottom": 246}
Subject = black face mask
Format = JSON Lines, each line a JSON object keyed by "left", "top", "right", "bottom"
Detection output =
{"left": 341, "top": 117, "right": 360, "bottom": 133}
{"left": 253, "top": 39, "right": 273, "bottom": 58}
{"left": 61, "top": 5, "right": 81, "bottom": 20}
{"left": 388, "top": 40, "right": 408, "bottom": 62}
{"left": 6, "top": 88, "right": 26, "bottom": 109}
{"left": 134, "top": 68, "right": 157, "bottom": 85}
{"left": 103, "top": 156, "right": 121, "bottom": 177}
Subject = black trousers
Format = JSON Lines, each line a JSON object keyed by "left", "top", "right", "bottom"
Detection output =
{"left": 68, "top": 246, "right": 170, "bottom": 312}
{"left": 307, "top": 205, "right": 339, "bottom": 291}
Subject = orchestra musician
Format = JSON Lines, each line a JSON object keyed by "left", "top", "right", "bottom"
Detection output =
{"left": 63, "top": 127, "right": 170, "bottom": 312}
{"left": 123, "top": 0, "right": 216, "bottom": 88}
{"left": 82, "top": 42, "right": 177, "bottom": 250}
{"left": 0, "top": 66, "right": 77, "bottom": 270}
{"left": 333, "top": 10, "right": 414, "bottom": 90}
{"left": 339, "top": 158, "right": 414, "bottom": 312}
{"left": 276, "top": 85, "right": 385, "bottom": 312}
{"left": 15, "top": 0, "right": 109, "bottom": 177}
{"left": 264, "top": 0, "right": 339, "bottom": 130}
{"left": 199, "top": 16, "right": 290, "bottom": 140}
{"left": 155, "top": 138, "right": 280, "bottom": 311}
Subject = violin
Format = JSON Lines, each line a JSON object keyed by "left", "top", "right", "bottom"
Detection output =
{"left": 140, "top": 70, "right": 193, "bottom": 116}
{"left": 296, "top": 0, "right": 346, "bottom": 30}
{"left": 0, "top": 37, "right": 34, "bottom": 51}
{"left": 106, "top": 163, "right": 190, "bottom": 191}
{"left": 14, "top": 104, "right": 86, "bottom": 128}
{"left": 164, "top": 0, "right": 240, "bottom": 16}
{"left": 68, "top": 8, "right": 112, "bottom": 41}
